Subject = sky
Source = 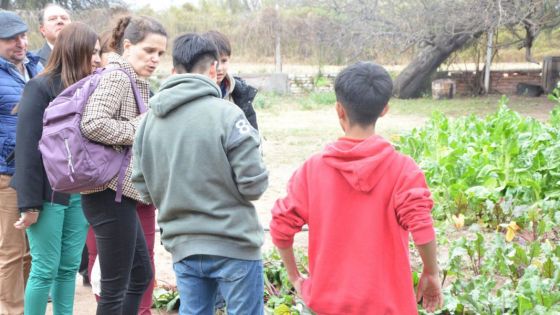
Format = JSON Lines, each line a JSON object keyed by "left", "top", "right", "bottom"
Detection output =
{"left": 124, "top": 0, "right": 197, "bottom": 11}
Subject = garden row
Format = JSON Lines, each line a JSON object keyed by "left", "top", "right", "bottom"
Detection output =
{"left": 264, "top": 92, "right": 560, "bottom": 314}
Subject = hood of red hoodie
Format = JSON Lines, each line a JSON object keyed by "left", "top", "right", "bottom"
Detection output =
{"left": 322, "top": 135, "right": 396, "bottom": 193}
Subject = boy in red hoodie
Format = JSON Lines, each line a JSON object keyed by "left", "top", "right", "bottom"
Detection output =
{"left": 270, "top": 62, "right": 443, "bottom": 314}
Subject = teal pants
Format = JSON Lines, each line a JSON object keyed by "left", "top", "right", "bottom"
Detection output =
{"left": 25, "top": 194, "right": 88, "bottom": 315}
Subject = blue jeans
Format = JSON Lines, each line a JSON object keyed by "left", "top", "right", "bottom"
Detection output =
{"left": 173, "top": 255, "right": 263, "bottom": 315}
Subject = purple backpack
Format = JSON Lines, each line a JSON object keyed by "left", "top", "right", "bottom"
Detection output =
{"left": 39, "top": 68, "right": 147, "bottom": 202}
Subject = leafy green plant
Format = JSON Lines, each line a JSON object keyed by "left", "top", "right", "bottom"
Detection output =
{"left": 436, "top": 232, "right": 560, "bottom": 314}
{"left": 548, "top": 87, "right": 560, "bottom": 126}
{"left": 152, "top": 285, "right": 228, "bottom": 314}
{"left": 313, "top": 73, "right": 331, "bottom": 88}
{"left": 396, "top": 99, "right": 560, "bottom": 229}
{"left": 263, "top": 249, "right": 309, "bottom": 315}
{"left": 401, "top": 94, "right": 560, "bottom": 313}
{"left": 152, "top": 286, "right": 180, "bottom": 312}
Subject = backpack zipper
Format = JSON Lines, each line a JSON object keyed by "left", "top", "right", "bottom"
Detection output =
{"left": 64, "top": 138, "right": 75, "bottom": 182}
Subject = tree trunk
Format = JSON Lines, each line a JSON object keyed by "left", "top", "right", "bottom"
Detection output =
{"left": 393, "top": 33, "right": 478, "bottom": 99}
{"left": 1, "top": 0, "right": 11, "bottom": 9}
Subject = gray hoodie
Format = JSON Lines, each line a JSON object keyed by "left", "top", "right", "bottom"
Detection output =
{"left": 132, "top": 74, "right": 268, "bottom": 263}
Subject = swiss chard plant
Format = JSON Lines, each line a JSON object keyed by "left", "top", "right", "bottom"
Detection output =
{"left": 397, "top": 96, "right": 560, "bottom": 232}
{"left": 263, "top": 249, "right": 309, "bottom": 315}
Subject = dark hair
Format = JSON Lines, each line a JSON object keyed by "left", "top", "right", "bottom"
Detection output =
{"left": 99, "top": 30, "right": 113, "bottom": 55}
{"left": 38, "top": 4, "right": 69, "bottom": 26}
{"left": 172, "top": 33, "right": 219, "bottom": 74}
{"left": 41, "top": 22, "right": 98, "bottom": 88}
{"left": 334, "top": 62, "right": 393, "bottom": 126}
{"left": 203, "top": 30, "right": 231, "bottom": 57}
{"left": 110, "top": 15, "right": 167, "bottom": 55}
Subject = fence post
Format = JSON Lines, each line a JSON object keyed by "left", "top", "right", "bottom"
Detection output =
{"left": 275, "top": 1, "right": 282, "bottom": 73}
{"left": 484, "top": 30, "right": 494, "bottom": 94}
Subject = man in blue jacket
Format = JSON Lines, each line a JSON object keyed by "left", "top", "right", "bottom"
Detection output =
{"left": 0, "top": 10, "right": 43, "bottom": 315}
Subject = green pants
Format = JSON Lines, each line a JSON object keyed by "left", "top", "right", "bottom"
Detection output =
{"left": 25, "top": 194, "right": 88, "bottom": 315}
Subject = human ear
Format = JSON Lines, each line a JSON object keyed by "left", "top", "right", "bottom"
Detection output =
{"left": 39, "top": 24, "right": 46, "bottom": 37}
{"left": 208, "top": 61, "right": 218, "bottom": 83}
{"left": 336, "top": 102, "right": 345, "bottom": 120}
{"left": 336, "top": 102, "right": 347, "bottom": 132}
{"left": 122, "top": 39, "right": 132, "bottom": 56}
{"left": 380, "top": 105, "right": 389, "bottom": 117}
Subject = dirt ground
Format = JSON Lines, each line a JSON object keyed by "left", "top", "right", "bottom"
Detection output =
{"left": 48, "top": 95, "right": 555, "bottom": 314}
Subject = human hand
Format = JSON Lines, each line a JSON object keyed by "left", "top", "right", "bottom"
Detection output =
{"left": 277, "top": 247, "right": 306, "bottom": 298}
{"left": 14, "top": 211, "right": 40, "bottom": 229}
{"left": 292, "top": 276, "right": 305, "bottom": 298}
{"left": 288, "top": 272, "right": 306, "bottom": 298}
{"left": 416, "top": 271, "right": 443, "bottom": 313}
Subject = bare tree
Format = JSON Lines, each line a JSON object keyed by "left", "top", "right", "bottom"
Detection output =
{"left": 318, "top": 0, "right": 560, "bottom": 98}
{"left": 1, "top": 0, "right": 123, "bottom": 10}
{"left": 242, "top": 0, "right": 262, "bottom": 11}
{"left": 0, "top": 0, "right": 11, "bottom": 9}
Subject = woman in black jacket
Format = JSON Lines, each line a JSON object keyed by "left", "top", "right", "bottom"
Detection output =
{"left": 11, "top": 22, "right": 100, "bottom": 315}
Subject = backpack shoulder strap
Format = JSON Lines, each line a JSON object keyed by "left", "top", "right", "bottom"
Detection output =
{"left": 98, "top": 67, "right": 147, "bottom": 114}
{"left": 94, "top": 67, "right": 146, "bottom": 202}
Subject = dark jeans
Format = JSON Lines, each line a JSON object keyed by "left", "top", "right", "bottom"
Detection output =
{"left": 79, "top": 245, "right": 88, "bottom": 278}
{"left": 81, "top": 189, "right": 153, "bottom": 315}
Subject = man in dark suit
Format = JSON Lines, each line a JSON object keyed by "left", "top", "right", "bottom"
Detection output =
{"left": 35, "top": 4, "right": 71, "bottom": 65}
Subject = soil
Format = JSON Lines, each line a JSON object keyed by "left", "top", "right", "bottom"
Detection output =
{"left": 47, "top": 95, "right": 554, "bottom": 314}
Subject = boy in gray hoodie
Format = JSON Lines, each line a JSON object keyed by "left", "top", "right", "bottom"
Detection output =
{"left": 132, "top": 33, "right": 268, "bottom": 315}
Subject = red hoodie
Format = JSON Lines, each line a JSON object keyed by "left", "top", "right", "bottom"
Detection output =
{"left": 270, "top": 135, "right": 435, "bottom": 315}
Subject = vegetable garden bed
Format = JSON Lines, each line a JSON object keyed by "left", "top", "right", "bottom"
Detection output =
{"left": 263, "top": 92, "right": 560, "bottom": 315}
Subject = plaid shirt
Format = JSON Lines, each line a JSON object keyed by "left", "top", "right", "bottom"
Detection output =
{"left": 80, "top": 52, "right": 150, "bottom": 201}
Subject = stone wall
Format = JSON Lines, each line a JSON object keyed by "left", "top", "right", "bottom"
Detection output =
{"left": 439, "top": 69, "right": 542, "bottom": 95}
{"left": 242, "top": 73, "right": 290, "bottom": 94}
{"left": 288, "top": 73, "right": 337, "bottom": 94}
{"left": 236, "top": 73, "right": 337, "bottom": 95}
